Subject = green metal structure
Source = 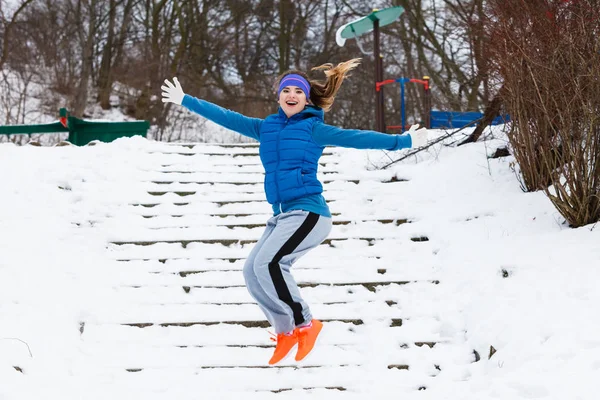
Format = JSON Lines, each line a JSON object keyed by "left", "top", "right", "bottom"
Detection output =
{"left": 0, "top": 108, "right": 149, "bottom": 146}
{"left": 336, "top": 7, "right": 405, "bottom": 40}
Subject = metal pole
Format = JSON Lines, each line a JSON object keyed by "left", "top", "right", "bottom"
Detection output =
{"left": 373, "top": 19, "right": 385, "bottom": 132}
{"left": 379, "top": 54, "right": 386, "bottom": 132}
{"left": 400, "top": 79, "right": 406, "bottom": 131}
{"left": 423, "top": 76, "right": 431, "bottom": 129}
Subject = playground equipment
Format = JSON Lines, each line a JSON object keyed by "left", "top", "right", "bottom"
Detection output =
{"left": 429, "top": 110, "right": 509, "bottom": 129}
{"left": 376, "top": 76, "right": 432, "bottom": 131}
{"left": 336, "top": 6, "right": 405, "bottom": 132}
{"left": 377, "top": 77, "right": 510, "bottom": 131}
{"left": 0, "top": 108, "right": 149, "bottom": 146}
{"left": 337, "top": 7, "right": 509, "bottom": 133}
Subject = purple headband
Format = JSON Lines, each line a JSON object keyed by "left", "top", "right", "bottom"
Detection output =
{"left": 277, "top": 74, "right": 311, "bottom": 100}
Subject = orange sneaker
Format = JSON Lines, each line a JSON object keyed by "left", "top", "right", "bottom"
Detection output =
{"left": 268, "top": 331, "right": 298, "bottom": 365}
{"left": 295, "top": 319, "right": 323, "bottom": 362}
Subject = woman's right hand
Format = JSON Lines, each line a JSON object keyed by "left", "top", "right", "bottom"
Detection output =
{"left": 161, "top": 77, "right": 185, "bottom": 105}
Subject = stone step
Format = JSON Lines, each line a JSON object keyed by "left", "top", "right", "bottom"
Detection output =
{"left": 90, "top": 366, "right": 362, "bottom": 395}
{"left": 128, "top": 211, "right": 344, "bottom": 219}
{"left": 83, "top": 341, "right": 360, "bottom": 368}
{"left": 114, "top": 267, "right": 436, "bottom": 288}
{"left": 94, "top": 301, "right": 404, "bottom": 325}
{"left": 148, "top": 150, "right": 336, "bottom": 157}
{"left": 154, "top": 160, "right": 336, "bottom": 168}
{"left": 77, "top": 336, "right": 466, "bottom": 376}
{"left": 120, "top": 211, "right": 408, "bottom": 224}
{"left": 106, "top": 237, "right": 427, "bottom": 261}
{"left": 149, "top": 178, "right": 362, "bottom": 185}
{"left": 146, "top": 171, "right": 366, "bottom": 179}
{"left": 141, "top": 191, "right": 364, "bottom": 201}
{"left": 85, "top": 365, "right": 444, "bottom": 395}
{"left": 109, "top": 236, "right": 412, "bottom": 248}
{"left": 137, "top": 218, "right": 409, "bottom": 229}
{"left": 134, "top": 194, "right": 379, "bottom": 205}
{"left": 112, "top": 283, "right": 385, "bottom": 303}
{"left": 105, "top": 243, "right": 435, "bottom": 284}
{"left": 145, "top": 182, "right": 268, "bottom": 192}
{"left": 85, "top": 320, "right": 358, "bottom": 344}
{"left": 116, "top": 256, "right": 405, "bottom": 273}
{"left": 107, "top": 221, "right": 412, "bottom": 241}
{"left": 120, "top": 318, "right": 400, "bottom": 328}
{"left": 113, "top": 281, "right": 437, "bottom": 309}
{"left": 150, "top": 164, "right": 340, "bottom": 173}
{"left": 112, "top": 252, "right": 390, "bottom": 266}
{"left": 145, "top": 182, "right": 362, "bottom": 194}
{"left": 159, "top": 143, "right": 341, "bottom": 150}
{"left": 83, "top": 321, "right": 441, "bottom": 348}
{"left": 133, "top": 280, "right": 438, "bottom": 293}
{"left": 144, "top": 154, "right": 342, "bottom": 170}
{"left": 130, "top": 198, "right": 343, "bottom": 207}
{"left": 146, "top": 176, "right": 406, "bottom": 185}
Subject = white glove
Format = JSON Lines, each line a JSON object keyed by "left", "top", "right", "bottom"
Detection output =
{"left": 161, "top": 77, "right": 185, "bottom": 105}
{"left": 407, "top": 124, "right": 428, "bottom": 148}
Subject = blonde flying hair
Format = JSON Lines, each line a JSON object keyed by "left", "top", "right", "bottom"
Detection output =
{"left": 276, "top": 58, "right": 361, "bottom": 112}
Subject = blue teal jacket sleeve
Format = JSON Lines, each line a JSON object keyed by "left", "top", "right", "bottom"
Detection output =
{"left": 311, "top": 122, "right": 413, "bottom": 150}
{"left": 181, "top": 94, "right": 262, "bottom": 141}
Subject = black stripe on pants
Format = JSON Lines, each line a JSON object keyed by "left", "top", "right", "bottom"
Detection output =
{"left": 268, "top": 212, "right": 320, "bottom": 326}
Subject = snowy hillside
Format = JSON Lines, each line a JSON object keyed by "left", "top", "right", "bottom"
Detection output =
{"left": 0, "top": 129, "right": 598, "bottom": 400}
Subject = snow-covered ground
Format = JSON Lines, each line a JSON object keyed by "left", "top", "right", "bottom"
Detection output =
{"left": 0, "top": 127, "right": 598, "bottom": 400}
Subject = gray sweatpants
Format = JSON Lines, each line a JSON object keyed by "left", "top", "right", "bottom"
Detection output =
{"left": 243, "top": 210, "right": 332, "bottom": 334}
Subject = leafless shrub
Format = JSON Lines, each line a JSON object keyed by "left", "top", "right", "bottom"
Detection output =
{"left": 488, "top": 0, "right": 600, "bottom": 227}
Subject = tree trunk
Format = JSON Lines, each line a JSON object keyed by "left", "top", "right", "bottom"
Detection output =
{"left": 135, "top": 0, "right": 168, "bottom": 121}
{"left": 113, "top": 0, "right": 134, "bottom": 73}
{"left": 97, "top": 0, "right": 116, "bottom": 109}
{"left": 72, "top": 0, "right": 97, "bottom": 117}
{"left": 0, "top": 0, "right": 35, "bottom": 70}
{"left": 278, "top": 0, "right": 292, "bottom": 73}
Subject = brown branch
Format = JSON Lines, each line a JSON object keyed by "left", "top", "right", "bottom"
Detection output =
{"left": 458, "top": 86, "right": 505, "bottom": 146}
{"left": 381, "top": 119, "right": 482, "bottom": 169}
{"left": 0, "top": 337, "right": 33, "bottom": 357}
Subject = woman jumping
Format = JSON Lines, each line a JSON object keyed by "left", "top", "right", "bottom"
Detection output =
{"left": 161, "top": 58, "right": 428, "bottom": 365}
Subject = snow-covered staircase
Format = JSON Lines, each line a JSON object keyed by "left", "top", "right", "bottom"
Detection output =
{"left": 81, "top": 142, "right": 475, "bottom": 396}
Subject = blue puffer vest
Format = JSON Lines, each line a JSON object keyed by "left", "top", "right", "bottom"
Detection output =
{"left": 259, "top": 106, "right": 325, "bottom": 204}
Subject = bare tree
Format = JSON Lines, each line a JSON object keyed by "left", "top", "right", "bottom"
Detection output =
{"left": 489, "top": 0, "right": 600, "bottom": 227}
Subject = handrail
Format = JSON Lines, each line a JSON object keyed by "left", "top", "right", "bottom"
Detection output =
{"left": 0, "top": 108, "right": 149, "bottom": 146}
{"left": 0, "top": 122, "right": 68, "bottom": 135}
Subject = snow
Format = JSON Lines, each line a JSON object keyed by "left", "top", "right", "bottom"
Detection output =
{"left": 0, "top": 126, "right": 599, "bottom": 400}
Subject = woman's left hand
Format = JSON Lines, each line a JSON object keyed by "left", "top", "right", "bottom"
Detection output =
{"left": 408, "top": 124, "right": 428, "bottom": 148}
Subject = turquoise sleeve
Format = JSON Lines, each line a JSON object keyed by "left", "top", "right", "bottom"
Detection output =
{"left": 181, "top": 95, "right": 262, "bottom": 141}
{"left": 312, "top": 122, "right": 412, "bottom": 150}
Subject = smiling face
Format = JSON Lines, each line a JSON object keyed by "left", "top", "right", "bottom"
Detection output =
{"left": 278, "top": 85, "right": 308, "bottom": 118}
